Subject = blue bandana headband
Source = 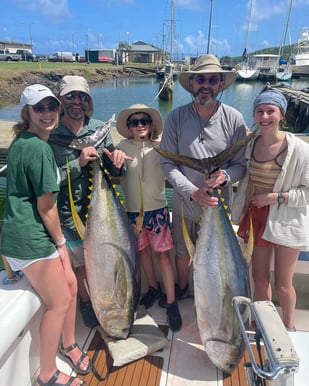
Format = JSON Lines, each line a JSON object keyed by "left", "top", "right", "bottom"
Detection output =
{"left": 253, "top": 90, "right": 287, "bottom": 115}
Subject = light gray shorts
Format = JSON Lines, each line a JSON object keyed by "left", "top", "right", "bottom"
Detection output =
{"left": 172, "top": 212, "right": 200, "bottom": 258}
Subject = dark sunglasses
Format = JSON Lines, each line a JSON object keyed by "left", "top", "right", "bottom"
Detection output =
{"left": 63, "top": 92, "right": 89, "bottom": 102}
{"left": 194, "top": 75, "right": 221, "bottom": 85}
{"left": 127, "top": 118, "right": 152, "bottom": 127}
{"left": 32, "top": 102, "right": 59, "bottom": 113}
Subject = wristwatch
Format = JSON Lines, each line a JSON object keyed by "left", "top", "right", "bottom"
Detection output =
{"left": 278, "top": 192, "right": 285, "bottom": 205}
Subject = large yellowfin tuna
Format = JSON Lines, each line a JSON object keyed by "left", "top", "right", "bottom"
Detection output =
{"left": 155, "top": 135, "right": 253, "bottom": 373}
{"left": 50, "top": 116, "right": 140, "bottom": 339}
{"left": 84, "top": 160, "right": 140, "bottom": 339}
{"left": 194, "top": 190, "right": 250, "bottom": 374}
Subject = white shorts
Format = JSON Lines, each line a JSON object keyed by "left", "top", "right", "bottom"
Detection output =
{"left": 5, "top": 251, "right": 59, "bottom": 271}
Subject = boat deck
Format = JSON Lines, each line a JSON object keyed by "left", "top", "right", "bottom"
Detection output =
{"left": 55, "top": 296, "right": 309, "bottom": 386}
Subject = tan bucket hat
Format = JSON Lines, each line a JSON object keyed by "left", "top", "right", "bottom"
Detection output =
{"left": 116, "top": 104, "right": 163, "bottom": 139}
{"left": 58, "top": 75, "right": 94, "bottom": 117}
{"left": 179, "top": 54, "right": 237, "bottom": 92}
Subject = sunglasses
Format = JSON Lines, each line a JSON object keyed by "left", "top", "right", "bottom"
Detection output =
{"left": 127, "top": 118, "right": 152, "bottom": 127}
{"left": 194, "top": 75, "right": 221, "bottom": 85}
{"left": 63, "top": 92, "right": 89, "bottom": 102}
{"left": 32, "top": 102, "right": 59, "bottom": 113}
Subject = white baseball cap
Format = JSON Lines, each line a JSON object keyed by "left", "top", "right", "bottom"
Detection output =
{"left": 20, "top": 84, "right": 60, "bottom": 107}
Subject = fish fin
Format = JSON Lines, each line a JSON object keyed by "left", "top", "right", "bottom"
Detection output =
{"left": 83, "top": 278, "right": 90, "bottom": 297}
{"left": 66, "top": 159, "right": 85, "bottom": 240}
{"left": 155, "top": 132, "right": 255, "bottom": 177}
{"left": 181, "top": 201, "right": 195, "bottom": 264}
{"left": 242, "top": 211, "right": 254, "bottom": 265}
{"left": 132, "top": 174, "right": 144, "bottom": 237}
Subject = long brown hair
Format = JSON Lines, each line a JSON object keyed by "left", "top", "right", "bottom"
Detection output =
{"left": 12, "top": 106, "right": 31, "bottom": 138}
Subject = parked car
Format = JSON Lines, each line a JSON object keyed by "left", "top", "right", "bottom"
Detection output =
{"left": 0, "top": 49, "right": 21, "bottom": 61}
{"left": 48, "top": 52, "right": 76, "bottom": 62}
{"left": 16, "top": 50, "right": 37, "bottom": 62}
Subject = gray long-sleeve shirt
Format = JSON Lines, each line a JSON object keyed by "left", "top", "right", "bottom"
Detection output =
{"left": 160, "top": 102, "right": 247, "bottom": 221}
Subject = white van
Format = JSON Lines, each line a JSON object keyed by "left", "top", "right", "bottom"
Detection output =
{"left": 48, "top": 52, "right": 75, "bottom": 62}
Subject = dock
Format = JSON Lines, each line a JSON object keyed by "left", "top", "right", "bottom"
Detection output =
{"left": 0, "top": 121, "right": 14, "bottom": 172}
{"left": 274, "top": 86, "right": 309, "bottom": 133}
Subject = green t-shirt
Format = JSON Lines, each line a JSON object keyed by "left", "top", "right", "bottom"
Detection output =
{"left": 0, "top": 132, "right": 59, "bottom": 259}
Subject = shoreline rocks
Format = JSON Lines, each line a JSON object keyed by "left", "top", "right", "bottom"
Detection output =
{"left": 0, "top": 66, "right": 153, "bottom": 108}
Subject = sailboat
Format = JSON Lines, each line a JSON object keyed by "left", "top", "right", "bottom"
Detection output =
{"left": 276, "top": 0, "right": 293, "bottom": 81}
{"left": 158, "top": 0, "right": 175, "bottom": 101}
{"left": 236, "top": 0, "right": 260, "bottom": 81}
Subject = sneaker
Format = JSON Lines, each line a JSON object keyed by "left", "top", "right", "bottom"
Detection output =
{"left": 175, "top": 283, "right": 189, "bottom": 299}
{"left": 140, "top": 283, "right": 162, "bottom": 309}
{"left": 166, "top": 301, "right": 182, "bottom": 332}
{"left": 159, "top": 283, "right": 189, "bottom": 308}
{"left": 79, "top": 298, "right": 99, "bottom": 328}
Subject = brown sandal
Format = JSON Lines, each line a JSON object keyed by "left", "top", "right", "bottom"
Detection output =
{"left": 37, "top": 369, "right": 85, "bottom": 385}
{"left": 59, "top": 342, "right": 92, "bottom": 375}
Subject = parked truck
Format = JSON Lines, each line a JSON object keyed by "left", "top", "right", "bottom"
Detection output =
{"left": 16, "top": 49, "right": 37, "bottom": 62}
{"left": 0, "top": 49, "right": 21, "bottom": 61}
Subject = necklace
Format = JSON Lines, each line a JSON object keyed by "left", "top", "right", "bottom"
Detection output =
{"left": 193, "top": 101, "right": 219, "bottom": 144}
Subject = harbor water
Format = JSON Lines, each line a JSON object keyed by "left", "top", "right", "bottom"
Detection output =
{"left": 0, "top": 76, "right": 308, "bottom": 130}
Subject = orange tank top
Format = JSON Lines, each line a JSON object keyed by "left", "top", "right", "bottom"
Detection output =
{"left": 249, "top": 139, "right": 287, "bottom": 192}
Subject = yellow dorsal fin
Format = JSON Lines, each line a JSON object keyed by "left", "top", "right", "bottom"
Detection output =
{"left": 242, "top": 211, "right": 254, "bottom": 265}
{"left": 132, "top": 174, "right": 144, "bottom": 237}
{"left": 66, "top": 159, "right": 85, "bottom": 239}
{"left": 181, "top": 201, "right": 195, "bottom": 264}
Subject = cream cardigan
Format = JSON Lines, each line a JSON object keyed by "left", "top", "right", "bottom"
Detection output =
{"left": 231, "top": 132, "right": 309, "bottom": 250}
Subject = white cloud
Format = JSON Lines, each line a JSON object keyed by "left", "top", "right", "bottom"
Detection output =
{"left": 11, "top": 0, "right": 71, "bottom": 19}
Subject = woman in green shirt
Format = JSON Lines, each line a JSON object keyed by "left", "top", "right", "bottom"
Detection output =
{"left": 0, "top": 85, "right": 91, "bottom": 386}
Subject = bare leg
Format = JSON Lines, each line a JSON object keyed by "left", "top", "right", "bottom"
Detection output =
{"left": 274, "top": 246, "right": 299, "bottom": 329}
{"left": 175, "top": 255, "right": 191, "bottom": 290}
{"left": 155, "top": 250, "right": 175, "bottom": 304}
{"left": 75, "top": 266, "right": 90, "bottom": 302}
{"left": 139, "top": 245, "right": 158, "bottom": 289}
{"left": 24, "top": 253, "right": 86, "bottom": 385}
{"left": 251, "top": 246, "right": 273, "bottom": 301}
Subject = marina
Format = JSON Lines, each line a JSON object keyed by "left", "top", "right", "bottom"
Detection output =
{"left": 1, "top": 75, "right": 309, "bottom": 385}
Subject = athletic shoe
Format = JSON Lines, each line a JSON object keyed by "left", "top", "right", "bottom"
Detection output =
{"left": 159, "top": 283, "right": 189, "bottom": 308}
{"left": 166, "top": 301, "right": 182, "bottom": 331}
{"left": 139, "top": 283, "right": 162, "bottom": 309}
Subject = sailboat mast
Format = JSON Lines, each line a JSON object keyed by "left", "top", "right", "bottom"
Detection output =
{"left": 279, "top": 0, "right": 293, "bottom": 57}
{"left": 207, "top": 0, "right": 214, "bottom": 54}
{"left": 169, "top": 0, "right": 174, "bottom": 61}
{"left": 244, "top": 0, "right": 254, "bottom": 58}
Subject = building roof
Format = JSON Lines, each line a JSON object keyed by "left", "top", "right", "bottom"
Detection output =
{"left": 129, "top": 41, "right": 161, "bottom": 53}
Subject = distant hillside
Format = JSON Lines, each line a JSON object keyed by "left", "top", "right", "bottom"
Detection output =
{"left": 222, "top": 43, "right": 297, "bottom": 66}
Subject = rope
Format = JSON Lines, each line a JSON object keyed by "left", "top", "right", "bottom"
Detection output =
{"left": 149, "top": 75, "right": 171, "bottom": 106}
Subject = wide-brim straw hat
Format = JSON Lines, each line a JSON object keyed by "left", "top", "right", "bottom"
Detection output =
{"left": 116, "top": 104, "right": 163, "bottom": 139}
{"left": 179, "top": 54, "right": 237, "bottom": 92}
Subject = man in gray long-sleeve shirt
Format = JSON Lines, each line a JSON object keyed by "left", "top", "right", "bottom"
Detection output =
{"left": 159, "top": 54, "right": 248, "bottom": 305}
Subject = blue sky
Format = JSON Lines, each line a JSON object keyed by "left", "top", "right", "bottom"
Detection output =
{"left": 1, "top": 0, "right": 309, "bottom": 58}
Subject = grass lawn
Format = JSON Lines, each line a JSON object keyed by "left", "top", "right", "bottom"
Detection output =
{"left": 0, "top": 61, "right": 156, "bottom": 79}
{"left": 0, "top": 61, "right": 117, "bottom": 79}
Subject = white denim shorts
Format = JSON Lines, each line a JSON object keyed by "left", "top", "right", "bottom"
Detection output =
{"left": 5, "top": 251, "right": 59, "bottom": 271}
